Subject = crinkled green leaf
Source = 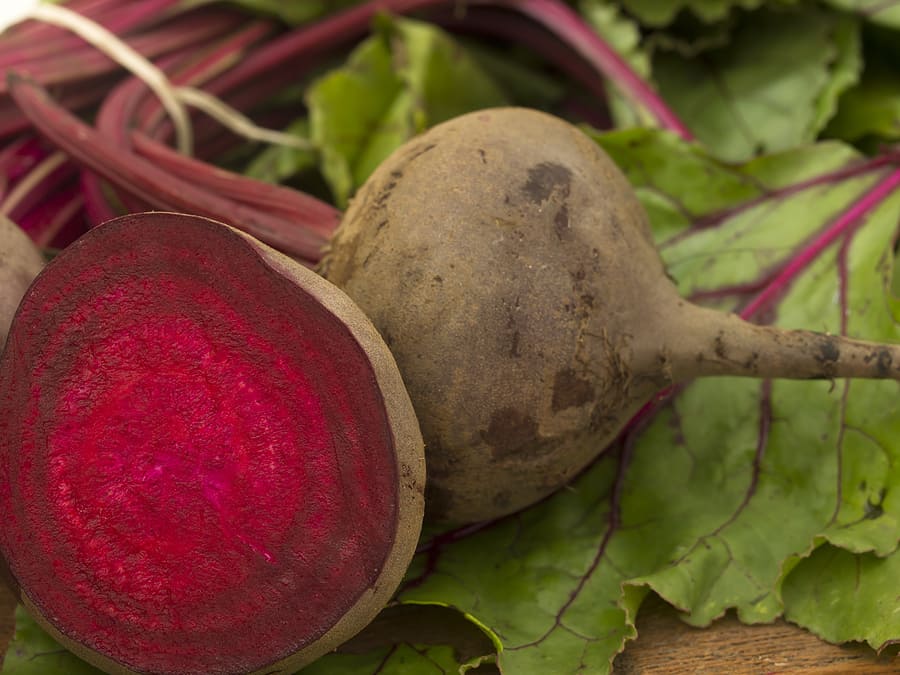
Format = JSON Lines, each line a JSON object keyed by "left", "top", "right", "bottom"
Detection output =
{"left": 300, "top": 603, "right": 498, "bottom": 674}
{"left": 0, "top": 606, "right": 102, "bottom": 674}
{"left": 307, "top": 16, "right": 508, "bottom": 207}
{"left": 617, "top": 0, "right": 768, "bottom": 27}
{"left": 219, "top": 0, "right": 362, "bottom": 25}
{"left": 822, "top": 0, "right": 900, "bottom": 28}
{"left": 579, "top": 0, "right": 654, "bottom": 128}
{"left": 243, "top": 118, "right": 317, "bottom": 184}
{"left": 462, "top": 44, "right": 566, "bottom": 111}
{"left": 301, "top": 644, "right": 473, "bottom": 674}
{"left": 389, "top": 129, "right": 900, "bottom": 673}
{"left": 783, "top": 544, "right": 900, "bottom": 652}
{"left": 827, "top": 58, "right": 900, "bottom": 144}
{"left": 643, "top": 15, "right": 737, "bottom": 58}
{"left": 813, "top": 14, "right": 863, "bottom": 134}
{"left": 653, "top": 8, "right": 861, "bottom": 161}
{"left": 305, "top": 27, "right": 409, "bottom": 209}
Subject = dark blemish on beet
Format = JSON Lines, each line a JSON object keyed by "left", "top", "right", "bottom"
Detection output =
{"left": 714, "top": 332, "right": 727, "bottom": 359}
{"left": 554, "top": 205, "right": 570, "bottom": 239}
{"left": 481, "top": 408, "right": 539, "bottom": 459}
{"left": 552, "top": 368, "right": 593, "bottom": 412}
{"left": 522, "top": 162, "right": 572, "bottom": 204}
{"left": 744, "top": 351, "right": 759, "bottom": 372}
{"left": 510, "top": 330, "right": 521, "bottom": 358}
{"left": 374, "top": 181, "right": 396, "bottom": 207}
{"left": 877, "top": 349, "right": 893, "bottom": 376}
{"left": 404, "top": 142, "right": 436, "bottom": 163}
{"left": 817, "top": 338, "right": 840, "bottom": 363}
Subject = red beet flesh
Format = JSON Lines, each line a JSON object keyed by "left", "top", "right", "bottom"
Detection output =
{"left": 0, "top": 213, "right": 424, "bottom": 674}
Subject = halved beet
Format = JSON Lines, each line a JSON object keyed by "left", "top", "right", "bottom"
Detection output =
{"left": 0, "top": 212, "right": 425, "bottom": 675}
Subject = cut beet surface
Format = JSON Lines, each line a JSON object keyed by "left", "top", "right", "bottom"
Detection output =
{"left": 0, "top": 212, "right": 425, "bottom": 675}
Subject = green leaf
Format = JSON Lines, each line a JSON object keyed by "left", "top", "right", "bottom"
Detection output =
{"left": 301, "top": 645, "right": 464, "bottom": 674}
{"left": 617, "top": 0, "right": 768, "bottom": 27}
{"left": 1, "top": 606, "right": 102, "bottom": 674}
{"left": 306, "top": 29, "right": 409, "bottom": 209}
{"left": 390, "top": 130, "right": 900, "bottom": 672}
{"left": 219, "top": 0, "right": 361, "bottom": 25}
{"left": 300, "top": 603, "right": 498, "bottom": 674}
{"left": 653, "top": 8, "right": 862, "bottom": 161}
{"left": 579, "top": 0, "right": 654, "bottom": 128}
{"left": 783, "top": 544, "right": 900, "bottom": 652}
{"left": 812, "top": 14, "right": 863, "bottom": 134}
{"left": 307, "top": 16, "right": 508, "bottom": 207}
{"left": 827, "top": 58, "right": 900, "bottom": 144}
{"left": 822, "top": 0, "right": 900, "bottom": 29}
{"left": 462, "top": 43, "right": 566, "bottom": 111}
{"left": 243, "top": 118, "right": 318, "bottom": 184}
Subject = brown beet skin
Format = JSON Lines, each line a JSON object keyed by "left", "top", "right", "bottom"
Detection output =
{"left": 0, "top": 215, "right": 43, "bottom": 347}
{"left": 321, "top": 107, "right": 900, "bottom": 525}
{"left": 0, "top": 212, "right": 424, "bottom": 675}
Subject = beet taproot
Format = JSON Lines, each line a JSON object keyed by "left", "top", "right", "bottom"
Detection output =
{"left": 321, "top": 107, "right": 900, "bottom": 525}
{"left": 0, "top": 214, "right": 43, "bottom": 346}
{"left": 0, "top": 212, "right": 425, "bottom": 675}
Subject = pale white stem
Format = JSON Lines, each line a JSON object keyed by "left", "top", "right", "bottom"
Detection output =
{"left": 26, "top": 3, "right": 316, "bottom": 157}
{"left": 29, "top": 3, "right": 194, "bottom": 155}
{"left": 174, "top": 88, "right": 316, "bottom": 152}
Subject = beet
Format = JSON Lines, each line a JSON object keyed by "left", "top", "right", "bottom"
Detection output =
{"left": 0, "top": 214, "right": 44, "bottom": 346}
{"left": 320, "top": 107, "right": 900, "bottom": 524}
{"left": 0, "top": 212, "right": 424, "bottom": 675}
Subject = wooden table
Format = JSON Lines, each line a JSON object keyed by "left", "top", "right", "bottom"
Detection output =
{"left": 1, "top": 584, "right": 896, "bottom": 673}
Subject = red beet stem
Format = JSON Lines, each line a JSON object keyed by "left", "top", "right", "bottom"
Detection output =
{"left": 16, "top": 181, "right": 87, "bottom": 248}
{"left": 0, "top": 0, "right": 184, "bottom": 64}
{"left": 9, "top": 75, "right": 330, "bottom": 263}
{"left": 131, "top": 131, "right": 339, "bottom": 239}
{"left": 0, "top": 10, "right": 247, "bottom": 92}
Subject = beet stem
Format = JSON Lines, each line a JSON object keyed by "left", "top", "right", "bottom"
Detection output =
{"left": 29, "top": 2, "right": 193, "bottom": 154}
{"left": 510, "top": 0, "right": 692, "bottom": 138}
{"left": 740, "top": 167, "right": 900, "bottom": 320}
{"left": 664, "top": 303, "right": 900, "bottom": 384}
{"left": 9, "top": 76, "right": 328, "bottom": 261}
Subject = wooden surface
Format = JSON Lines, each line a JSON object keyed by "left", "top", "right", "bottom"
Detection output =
{"left": 1, "top": 583, "right": 897, "bottom": 673}
{"left": 617, "top": 594, "right": 899, "bottom": 674}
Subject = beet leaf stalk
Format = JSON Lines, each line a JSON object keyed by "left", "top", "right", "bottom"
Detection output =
{"left": 8, "top": 75, "right": 337, "bottom": 263}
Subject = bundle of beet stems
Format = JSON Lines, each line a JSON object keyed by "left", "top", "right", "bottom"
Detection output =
{"left": 0, "top": 0, "right": 681, "bottom": 263}
{"left": 3, "top": 2, "right": 900, "bottom": 675}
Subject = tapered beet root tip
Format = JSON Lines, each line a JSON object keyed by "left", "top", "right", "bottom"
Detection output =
{"left": 0, "top": 212, "right": 424, "bottom": 675}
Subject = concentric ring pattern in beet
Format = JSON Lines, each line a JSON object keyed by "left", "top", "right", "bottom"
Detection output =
{"left": 0, "top": 213, "right": 399, "bottom": 675}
